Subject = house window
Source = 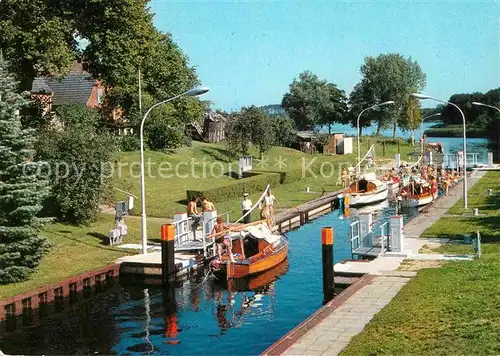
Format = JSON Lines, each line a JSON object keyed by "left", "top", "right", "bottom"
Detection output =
{"left": 97, "top": 88, "right": 104, "bottom": 104}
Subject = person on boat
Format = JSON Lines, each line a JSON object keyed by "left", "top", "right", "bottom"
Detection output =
{"left": 341, "top": 167, "right": 348, "bottom": 187}
{"left": 241, "top": 193, "right": 252, "bottom": 224}
{"left": 348, "top": 164, "right": 355, "bottom": 181}
{"left": 263, "top": 189, "right": 278, "bottom": 226}
{"left": 187, "top": 196, "right": 202, "bottom": 231}
{"left": 212, "top": 217, "right": 235, "bottom": 262}
{"left": 367, "top": 154, "right": 373, "bottom": 168}
{"left": 201, "top": 197, "right": 216, "bottom": 212}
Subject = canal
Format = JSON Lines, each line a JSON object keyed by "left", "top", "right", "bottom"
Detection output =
{"left": 0, "top": 201, "right": 417, "bottom": 355}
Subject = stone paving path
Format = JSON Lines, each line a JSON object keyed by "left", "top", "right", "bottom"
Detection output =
{"left": 404, "top": 170, "right": 485, "bottom": 239}
{"left": 284, "top": 276, "right": 412, "bottom": 356}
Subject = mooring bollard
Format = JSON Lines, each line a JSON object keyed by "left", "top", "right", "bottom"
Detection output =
{"left": 473, "top": 231, "right": 482, "bottom": 258}
{"left": 321, "top": 227, "right": 334, "bottom": 303}
{"left": 161, "top": 224, "right": 176, "bottom": 284}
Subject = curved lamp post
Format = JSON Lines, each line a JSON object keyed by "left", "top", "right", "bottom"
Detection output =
{"left": 472, "top": 101, "right": 500, "bottom": 113}
{"left": 411, "top": 93, "right": 468, "bottom": 209}
{"left": 356, "top": 101, "right": 395, "bottom": 175}
{"left": 140, "top": 86, "right": 210, "bottom": 254}
{"left": 420, "top": 113, "right": 441, "bottom": 154}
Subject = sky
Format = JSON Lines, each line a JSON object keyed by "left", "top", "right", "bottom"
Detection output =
{"left": 151, "top": 0, "right": 500, "bottom": 112}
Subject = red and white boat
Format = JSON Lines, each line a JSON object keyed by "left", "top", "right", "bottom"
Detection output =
{"left": 399, "top": 176, "right": 437, "bottom": 207}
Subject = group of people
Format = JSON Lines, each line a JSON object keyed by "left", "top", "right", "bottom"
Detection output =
{"left": 187, "top": 196, "right": 217, "bottom": 230}
{"left": 187, "top": 189, "right": 279, "bottom": 262}
{"left": 341, "top": 164, "right": 356, "bottom": 188}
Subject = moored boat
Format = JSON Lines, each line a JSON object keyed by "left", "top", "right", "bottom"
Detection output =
{"left": 210, "top": 222, "right": 288, "bottom": 280}
{"left": 345, "top": 172, "right": 388, "bottom": 207}
{"left": 399, "top": 176, "right": 436, "bottom": 207}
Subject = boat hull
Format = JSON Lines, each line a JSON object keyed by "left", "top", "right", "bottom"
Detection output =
{"left": 401, "top": 193, "right": 434, "bottom": 207}
{"left": 215, "top": 235, "right": 288, "bottom": 280}
{"left": 348, "top": 187, "right": 388, "bottom": 207}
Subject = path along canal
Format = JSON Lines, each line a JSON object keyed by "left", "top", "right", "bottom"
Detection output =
{"left": 0, "top": 137, "right": 491, "bottom": 355}
{"left": 1, "top": 202, "right": 418, "bottom": 355}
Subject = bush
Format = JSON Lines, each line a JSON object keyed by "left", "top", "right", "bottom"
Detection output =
{"left": 185, "top": 164, "right": 325, "bottom": 203}
{"left": 118, "top": 134, "right": 140, "bottom": 151}
{"left": 187, "top": 172, "right": 281, "bottom": 203}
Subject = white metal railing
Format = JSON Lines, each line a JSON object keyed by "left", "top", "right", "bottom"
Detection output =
{"left": 442, "top": 153, "right": 479, "bottom": 168}
{"left": 379, "top": 221, "right": 390, "bottom": 255}
{"left": 172, "top": 216, "right": 194, "bottom": 248}
{"left": 172, "top": 211, "right": 232, "bottom": 257}
{"left": 350, "top": 220, "right": 360, "bottom": 259}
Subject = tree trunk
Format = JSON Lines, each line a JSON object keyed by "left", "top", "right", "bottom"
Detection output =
{"left": 376, "top": 122, "right": 382, "bottom": 135}
{"left": 410, "top": 129, "right": 415, "bottom": 146}
{"left": 392, "top": 123, "right": 397, "bottom": 138}
{"left": 328, "top": 123, "right": 331, "bottom": 134}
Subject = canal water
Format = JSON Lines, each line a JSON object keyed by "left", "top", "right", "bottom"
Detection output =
{"left": 0, "top": 202, "right": 417, "bottom": 355}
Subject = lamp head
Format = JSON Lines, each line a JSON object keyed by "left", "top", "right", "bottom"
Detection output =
{"left": 381, "top": 100, "right": 395, "bottom": 105}
{"left": 472, "top": 102, "right": 484, "bottom": 107}
{"left": 186, "top": 86, "right": 210, "bottom": 97}
{"left": 411, "top": 93, "right": 430, "bottom": 100}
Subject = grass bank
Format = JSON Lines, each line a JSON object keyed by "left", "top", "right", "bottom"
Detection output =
{"left": 0, "top": 215, "right": 163, "bottom": 300}
{"left": 341, "top": 171, "right": 500, "bottom": 355}
{"left": 113, "top": 139, "right": 415, "bottom": 218}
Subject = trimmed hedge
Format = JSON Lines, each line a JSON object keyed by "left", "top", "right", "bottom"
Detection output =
{"left": 186, "top": 172, "right": 281, "bottom": 203}
{"left": 186, "top": 162, "right": 327, "bottom": 203}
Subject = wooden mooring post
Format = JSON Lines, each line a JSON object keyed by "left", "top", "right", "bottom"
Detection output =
{"left": 161, "top": 224, "right": 176, "bottom": 284}
{"left": 321, "top": 227, "right": 334, "bottom": 304}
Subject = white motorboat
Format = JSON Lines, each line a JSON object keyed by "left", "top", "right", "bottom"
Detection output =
{"left": 345, "top": 172, "right": 389, "bottom": 207}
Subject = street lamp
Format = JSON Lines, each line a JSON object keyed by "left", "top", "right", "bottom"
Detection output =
{"left": 140, "top": 86, "right": 210, "bottom": 254}
{"left": 356, "top": 101, "right": 395, "bottom": 175}
{"left": 420, "top": 113, "right": 441, "bottom": 154}
{"left": 472, "top": 102, "right": 500, "bottom": 113}
{"left": 411, "top": 93, "right": 468, "bottom": 209}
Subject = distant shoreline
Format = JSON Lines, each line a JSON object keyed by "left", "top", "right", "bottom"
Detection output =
{"left": 424, "top": 127, "right": 490, "bottom": 138}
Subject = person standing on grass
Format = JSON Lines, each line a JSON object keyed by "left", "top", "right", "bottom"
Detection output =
{"left": 262, "top": 188, "right": 278, "bottom": 226}
{"left": 187, "top": 196, "right": 202, "bottom": 231}
{"left": 241, "top": 193, "right": 252, "bottom": 224}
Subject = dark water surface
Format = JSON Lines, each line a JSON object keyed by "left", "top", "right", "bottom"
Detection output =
{"left": 0, "top": 202, "right": 418, "bottom": 355}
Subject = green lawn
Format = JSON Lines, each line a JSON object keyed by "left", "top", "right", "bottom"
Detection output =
{"left": 113, "top": 139, "right": 415, "bottom": 218}
{"left": 342, "top": 171, "right": 500, "bottom": 355}
{"left": 0, "top": 214, "right": 164, "bottom": 299}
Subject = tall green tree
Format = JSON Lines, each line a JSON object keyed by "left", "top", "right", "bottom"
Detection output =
{"left": 271, "top": 115, "right": 297, "bottom": 147}
{"left": 282, "top": 71, "right": 347, "bottom": 131}
{"left": 226, "top": 106, "right": 274, "bottom": 158}
{"left": 353, "top": 53, "right": 426, "bottom": 137}
{"left": 442, "top": 88, "right": 500, "bottom": 126}
{"left": 401, "top": 96, "right": 422, "bottom": 144}
{"left": 36, "top": 104, "right": 115, "bottom": 224}
{"left": 347, "top": 82, "right": 378, "bottom": 136}
{"left": 1, "top": 0, "right": 205, "bottom": 130}
{"left": 0, "top": 61, "right": 51, "bottom": 284}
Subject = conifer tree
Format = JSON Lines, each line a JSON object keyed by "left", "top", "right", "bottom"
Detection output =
{"left": 0, "top": 60, "right": 51, "bottom": 284}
